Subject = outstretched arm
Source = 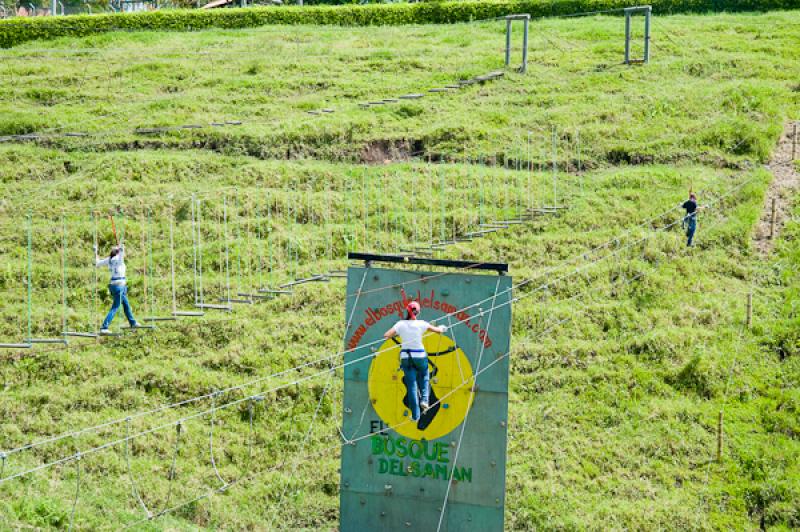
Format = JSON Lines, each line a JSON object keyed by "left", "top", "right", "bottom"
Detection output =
{"left": 383, "top": 327, "right": 397, "bottom": 339}
{"left": 94, "top": 245, "right": 109, "bottom": 267}
{"left": 427, "top": 323, "right": 447, "bottom": 334}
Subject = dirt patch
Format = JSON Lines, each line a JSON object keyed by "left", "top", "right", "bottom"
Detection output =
{"left": 754, "top": 122, "right": 799, "bottom": 255}
{"left": 360, "top": 139, "right": 422, "bottom": 164}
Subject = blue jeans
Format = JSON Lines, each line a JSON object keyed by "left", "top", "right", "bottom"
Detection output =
{"left": 685, "top": 217, "right": 697, "bottom": 247}
{"left": 102, "top": 284, "right": 136, "bottom": 329}
{"left": 401, "top": 357, "right": 430, "bottom": 421}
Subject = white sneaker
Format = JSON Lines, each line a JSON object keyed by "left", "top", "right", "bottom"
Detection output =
{"left": 420, "top": 401, "right": 430, "bottom": 412}
{"left": 100, "top": 328, "right": 112, "bottom": 335}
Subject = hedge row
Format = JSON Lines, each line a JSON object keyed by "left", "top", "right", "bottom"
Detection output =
{"left": 1, "top": 0, "right": 799, "bottom": 48}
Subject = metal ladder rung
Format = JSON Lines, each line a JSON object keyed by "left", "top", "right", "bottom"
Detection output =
{"left": 63, "top": 331, "right": 99, "bottom": 338}
{"left": 219, "top": 298, "right": 254, "bottom": 304}
{"left": 142, "top": 316, "right": 178, "bottom": 322}
{"left": 25, "top": 338, "right": 68, "bottom": 345}
{"left": 173, "top": 310, "right": 205, "bottom": 317}
{"left": 280, "top": 275, "right": 329, "bottom": 288}
{"left": 195, "top": 304, "right": 232, "bottom": 311}
{"left": 0, "top": 343, "right": 33, "bottom": 349}
{"left": 257, "top": 288, "right": 293, "bottom": 295}
{"left": 121, "top": 325, "right": 157, "bottom": 330}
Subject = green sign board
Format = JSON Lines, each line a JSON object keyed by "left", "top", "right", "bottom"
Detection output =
{"left": 340, "top": 265, "right": 513, "bottom": 532}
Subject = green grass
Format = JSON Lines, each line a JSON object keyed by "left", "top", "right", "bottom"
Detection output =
{"left": 0, "top": 10, "right": 799, "bottom": 531}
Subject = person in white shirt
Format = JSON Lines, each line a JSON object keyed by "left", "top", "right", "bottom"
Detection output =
{"left": 95, "top": 244, "right": 139, "bottom": 334}
{"left": 383, "top": 301, "right": 447, "bottom": 421}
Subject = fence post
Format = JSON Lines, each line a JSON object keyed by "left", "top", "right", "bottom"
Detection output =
{"left": 521, "top": 16, "right": 529, "bottom": 73}
{"left": 624, "top": 10, "right": 631, "bottom": 64}
{"left": 643, "top": 5, "right": 651, "bottom": 63}
{"left": 770, "top": 197, "right": 777, "bottom": 239}
{"left": 505, "top": 18, "right": 512, "bottom": 68}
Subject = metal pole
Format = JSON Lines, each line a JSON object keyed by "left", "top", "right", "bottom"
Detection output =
{"left": 26, "top": 212, "right": 32, "bottom": 341}
{"left": 527, "top": 131, "right": 533, "bottom": 210}
{"left": 624, "top": 11, "right": 631, "bottom": 65}
{"left": 191, "top": 196, "right": 197, "bottom": 306}
{"left": 552, "top": 127, "right": 558, "bottom": 208}
{"left": 521, "top": 17, "right": 529, "bottom": 73}
{"left": 770, "top": 197, "right": 777, "bottom": 239}
{"left": 793, "top": 122, "right": 797, "bottom": 160}
{"left": 644, "top": 7, "right": 651, "bottom": 64}
{"left": 577, "top": 128, "right": 583, "bottom": 195}
{"left": 505, "top": 18, "right": 512, "bottom": 68}
{"left": 62, "top": 213, "right": 67, "bottom": 337}
{"left": 169, "top": 205, "right": 176, "bottom": 314}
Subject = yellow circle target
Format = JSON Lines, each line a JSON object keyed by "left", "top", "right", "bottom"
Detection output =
{"left": 368, "top": 333, "right": 474, "bottom": 440}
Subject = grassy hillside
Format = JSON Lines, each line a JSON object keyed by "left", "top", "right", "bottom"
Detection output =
{"left": 0, "top": 10, "right": 798, "bottom": 531}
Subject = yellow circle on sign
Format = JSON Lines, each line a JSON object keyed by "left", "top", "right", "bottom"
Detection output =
{"left": 368, "top": 332, "right": 474, "bottom": 440}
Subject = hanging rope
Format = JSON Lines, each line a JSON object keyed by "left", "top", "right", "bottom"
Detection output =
{"left": 190, "top": 196, "right": 198, "bottom": 307}
{"left": 66, "top": 453, "right": 81, "bottom": 532}
{"left": 169, "top": 204, "right": 177, "bottom": 315}
{"left": 335, "top": 269, "right": 369, "bottom": 445}
{"left": 209, "top": 391, "right": 228, "bottom": 489}
{"left": 197, "top": 199, "right": 205, "bottom": 306}
{"left": 161, "top": 420, "right": 183, "bottom": 514}
{"left": 61, "top": 213, "right": 68, "bottom": 338}
{"left": 141, "top": 207, "right": 149, "bottom": 320}
{"left": 436, "top": 278, "right": 501, "bottom": 532}
{"left": 92, "top": 211, "right": 98, "bottom": 334}
{"left": 26, "top": 212, "right": 32, "bottom": 342}
{"left": 124, "top": 418, "right": 152, "bottom": 520}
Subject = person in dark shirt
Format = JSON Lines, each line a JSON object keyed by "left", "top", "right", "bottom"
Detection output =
{"left": 681, "top": 193, "right": 698, "bottom": 246}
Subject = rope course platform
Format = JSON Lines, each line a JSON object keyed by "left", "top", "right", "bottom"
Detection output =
{"left": 63, "top": 331, "right": 99, "bottom": 338}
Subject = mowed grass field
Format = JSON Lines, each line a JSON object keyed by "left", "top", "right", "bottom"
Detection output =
{"left": 0, "top": 10, "right": 798, "bottom": 530}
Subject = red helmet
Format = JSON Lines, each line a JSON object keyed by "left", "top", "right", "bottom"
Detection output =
{"left": 406, "top": 301, "right": 421, "bottom": 317}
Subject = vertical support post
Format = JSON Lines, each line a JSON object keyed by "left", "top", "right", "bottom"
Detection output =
{"left": 92, "top": 212, "right": 98, "bottom": 333}
{"left": 26, "top": 212, "right": 33, "bottom": 341}
{"left": 141, "top": 208, "right": 149, "bottom": 320}
{"left": 716, "top": 411, "right": 723, "bottom": 463}
{"left": 505, "top": 18, "right": 512, "bottom": 68}
{"left": 190, "top": 196, "right": 197, "bottom": 306}
{"left": 746, "top": 291, "right": 753, "bottom": 328}
{"left": 51, "top": 0, "right": 56, "bottom": 15}
{"left": 62, "top": 213, "right": 67, "bottom": 337}
{"left": 551, "top": 127, "right": 557, "bottom": 208}
{"left": 624, "top": 11, "right": 631, "bottom": 64}
{"left": 643, "top": 6, "right": 651, "bottom": 64}
{"left": 197, "top": 199, "right": 204, "bottom": 306}
{"left": 169, "top": 204, "right": 176, "bottom": 314}
{"left": 521, "top": 17, "right": 529, "bottom": 73}
{"left": 770, "top": 197, "right": 777, "bottom": 239}
{"left": 577, "top": 129, "right": 583, "bottom": 195}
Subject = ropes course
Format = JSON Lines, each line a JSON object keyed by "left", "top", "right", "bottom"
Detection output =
{"left": 0, "top": 171, "right": 760, "bottom": 502}
{"left": 1, "top": 146, "right": 599, "bottom": 351}
{"left": 0, "top": 8, "right": 792, "bottom": 529}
